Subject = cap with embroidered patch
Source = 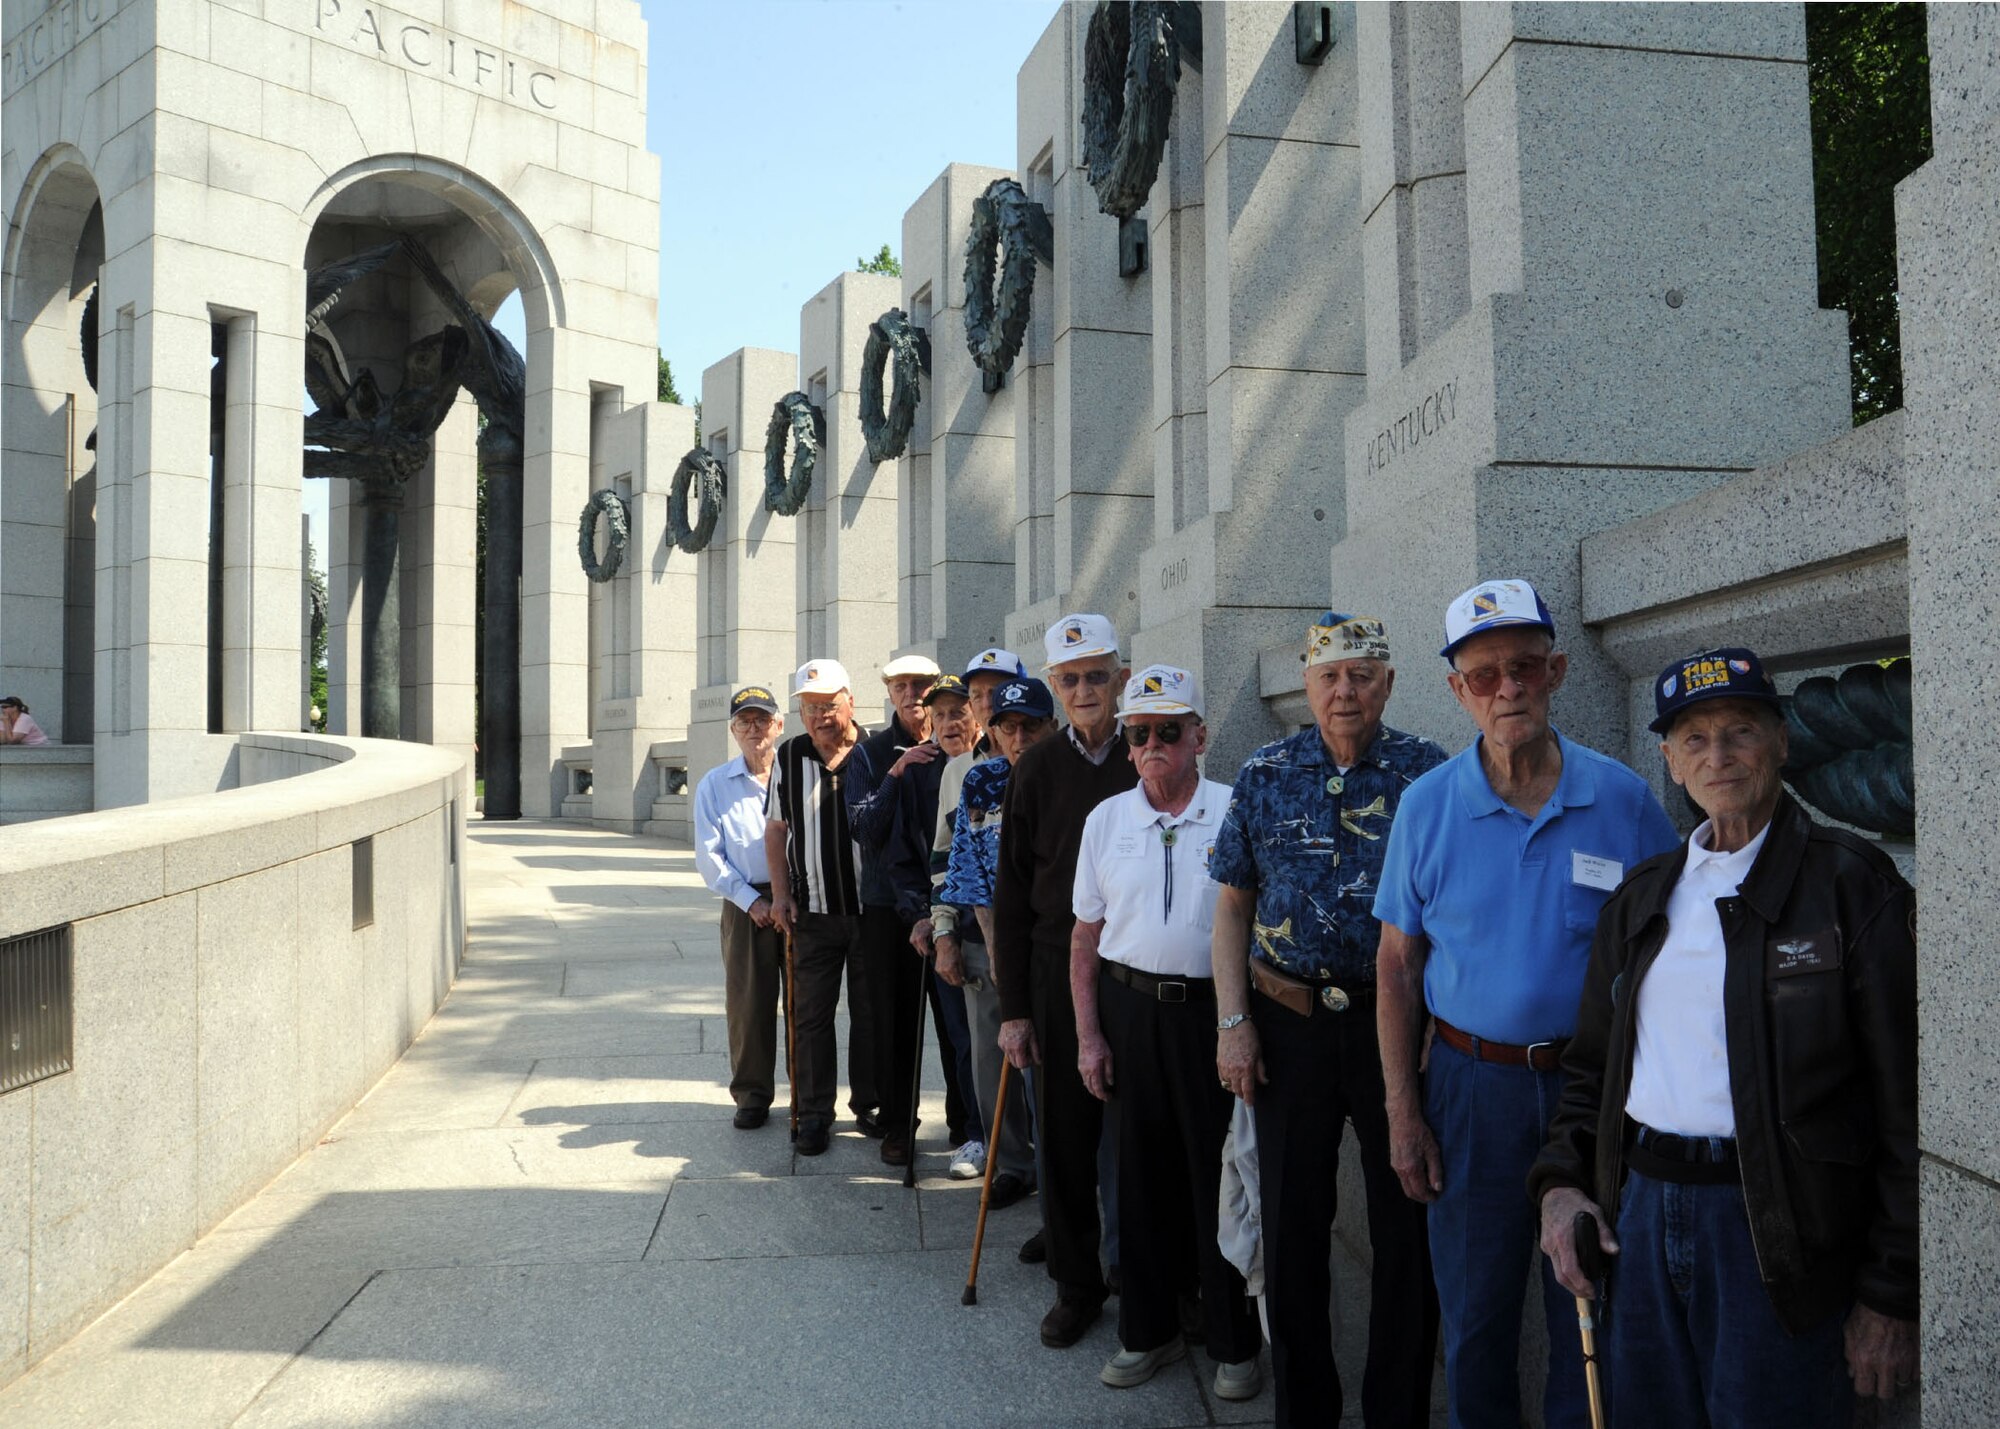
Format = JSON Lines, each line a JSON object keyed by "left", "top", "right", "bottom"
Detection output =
{"left": 920, "top": 674, "right": 969, "bottom": 706}
{"left": 962, "top": 647, "right": 1029, "bottom": 679}
{"left": 1440, "top": 579, "right": 1555, "bottom": 660}
{"left": 1118, "top": 663, "right": 1203, "bottom": 721}
{"left": 793, "top": 659, "right": 852, "bottom": 696}
{"left": 881, "top": 654, "right": 941, "bottom": 681}
{"left": 989, "top": 677, "right": 1055, "bottom": 721}
{"left": 728, "top": 685, "right": 780, "bottom": 718}
{"left": 1649, "top": 647, "right": 1780, "bottom": 734}
{"left": 1305, "top": 613, "right": 1391, "bottom": 667}
{"left": 1043, "top": 613, "right": 1120, "bottom": 667}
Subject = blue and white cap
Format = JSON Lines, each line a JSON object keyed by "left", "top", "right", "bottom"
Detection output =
{"left": 962, "top": 647, "right": 1029, "bottom": 679}
{"left": 989, "top": 676, "right": 1055, "bottom": 721}
{"left": 1649, "top": 647, "right": 1780, "bottom": 733}
{"left": 1043, "top": 613, "right": 1120, "bottom": 668}
{"left": 1118, "top": 664, "right": 1203, "bottom": 721}
{"left": 1440, "top": 579, "right": 1555, "bottom": 660}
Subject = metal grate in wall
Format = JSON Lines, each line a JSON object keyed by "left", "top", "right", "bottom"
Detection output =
{"left": 1, "top": 925, "right": 74, "bottom": 1095}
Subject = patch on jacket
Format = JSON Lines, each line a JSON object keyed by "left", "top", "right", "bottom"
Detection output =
{"left": 1767, "top": 928, "right": 1842, "bottom": 977}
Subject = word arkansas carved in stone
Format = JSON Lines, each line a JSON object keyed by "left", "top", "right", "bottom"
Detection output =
{"left": 311, "top": 0, "right": 558, "bottom": 113}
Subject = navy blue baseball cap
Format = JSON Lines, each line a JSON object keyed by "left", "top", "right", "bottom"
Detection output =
{"left": 1649, "top": 647, "right": 1781, "bottom": 733}
{"left": 988, "top": 676, "right": 1054, "bottom": 721}
{"left": 729, "top": 685, "right": 780, "bottom": 717}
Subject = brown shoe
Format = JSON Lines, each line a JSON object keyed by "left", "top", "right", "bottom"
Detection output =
{"left": 880, "top": 1135, "right": 911, "bottom": 1167}
{"left": 1040, "top": 1288, "right": 1107, "bottom": 1348}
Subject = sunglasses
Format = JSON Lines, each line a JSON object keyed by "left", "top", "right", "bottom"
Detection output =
{"left": 1454, "top": 655, "right": 1552, "bottom": 699}
{"left": 1123, "top": 720, "right": 1185, "bottom": 747}
{"left": 1053, "top": 668, "right": 1113, "bottom": 691}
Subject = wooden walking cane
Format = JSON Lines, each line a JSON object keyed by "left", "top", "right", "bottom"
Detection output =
{"left": 785, "top": 925, "right": 799, "bottom": 1143}
{"left": 903, "top": 949, "right": 929, "bottom": 1190}
{"left": 961, "top": 1056, "right": 1013, "bottom": 1306}
{"left": 1572, "top": 1210, "right": 1608, "bottom": 1429}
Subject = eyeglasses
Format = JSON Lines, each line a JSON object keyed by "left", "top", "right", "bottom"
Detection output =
{"left": 1123, "top": 721, "right": 1184, "bottom": 747}
{"left": 1454, "top": 655, "right": 1552, "bottom": 699}
{"left": 1053, "top": 668, "right": 1113, "bottom": 692}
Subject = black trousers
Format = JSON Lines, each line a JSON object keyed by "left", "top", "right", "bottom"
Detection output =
{"left": 791, "top": 912, "right": 862, "bottom": 1125}
{"left": 862, "top": 904, "right": 968, "bottom": 1143}
{"left": 1029, "top": 943, "right": 1104, "bottom": 1294}
{"left": 1099, "top": 970, "right": 1262, "bottom": 1363}
{"left": 1252, "top": 988, "right": 1439, "bottom": 1428}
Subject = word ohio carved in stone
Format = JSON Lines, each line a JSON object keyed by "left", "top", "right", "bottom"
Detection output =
{"left": 1081, "top": 1, "right": 1202, "bottom": 221}
{"left": 764, "top": 391, "right": 826, "bottom": 517}
{"left": 963, "top": 178, "right": 1054, "bottom": 391}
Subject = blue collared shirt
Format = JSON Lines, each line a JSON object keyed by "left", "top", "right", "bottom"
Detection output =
{"left": 1209, "top": 723, "right": 1447, "bottom": 984}
{"left": 1372, "top": 731, "right": 1679, "bottom": 1044}
{"left": 693, "top": 754, "right": 772, "bottom": 913}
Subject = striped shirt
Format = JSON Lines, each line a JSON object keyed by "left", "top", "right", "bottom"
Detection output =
{"left": 765, "top": 729, "right": 865, "bottom": 916}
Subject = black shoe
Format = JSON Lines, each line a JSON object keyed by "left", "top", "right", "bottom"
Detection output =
{"left": 854, "top": 1108, "right": 887, "bottom": 1139}
{"left": 880, "top": 1135, "right": 911, "bottom": 1167}
{"left": 987, "top": 1173, "right": 1029, "bottom": 1210}
{"left": 1107, "top": 1264, "right": 1121, "bottom": 1296}
{"left": 1039, "top": 1288, "right": 1107, "bottom": 1348}
{"left": 1018, "top": 1229, "right": 1047, "bottom": 1264}
{"left": 796, "top": 1119, "right": 830, "bottom": 1156}
{"left": 733, "top": 1106, "right": 769, "bottom": 1130}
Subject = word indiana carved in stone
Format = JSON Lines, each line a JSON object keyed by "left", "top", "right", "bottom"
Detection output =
{"left": 307, "top": 0, "right": 559, "bottom": 113}
{"left": 1364, "top": 380, "right": 1458, "bottom": 475}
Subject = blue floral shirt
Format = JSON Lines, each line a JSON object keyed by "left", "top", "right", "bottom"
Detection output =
{"left": 1209, "top": 723, "right": 1447, "bottom": 984}
{"left": 940, "top": 756, "right": 1012, "bottom": 911}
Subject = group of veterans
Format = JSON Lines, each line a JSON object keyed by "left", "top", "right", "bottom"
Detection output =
{"left": 692, "top": 577, "right": 1917, "bottom": 1428}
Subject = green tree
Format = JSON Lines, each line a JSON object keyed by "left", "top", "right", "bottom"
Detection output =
{"left": 306, "top": 539, "right": 328, "bottom": 732}
{"left": 1807, "top": 3, "right": 1932, "bottom": 424}
{"left": 657, "top": 350, "right": 682, "bottom": 404}
{"left": 856, "top": 244, "right": 902, "bottom": 277}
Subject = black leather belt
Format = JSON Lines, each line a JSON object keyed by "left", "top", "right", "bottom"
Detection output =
{"left": 1628, "top": 1121, "right": 1741, "bottom": 1185}
{"left": 1102, "top": 960, "right": 1213, "bottom": 1003}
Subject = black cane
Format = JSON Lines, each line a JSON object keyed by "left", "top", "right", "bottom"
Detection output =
{"left": 904, "top": 946, "right": 929, "bottom": 1190}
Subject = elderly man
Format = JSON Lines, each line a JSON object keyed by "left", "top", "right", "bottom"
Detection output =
{"left": 763, "top": 659, "right": 868, "bottom": 1157}
{"left": 1530, "top": 648, "right": 1917, "bottom": 1423}
{"left": 1373, "top": 580, "right": 1678, "bottom": 1429}
{"left": 693, "top": 685, "right": 786, "bottom": 1129}
{"left": 995, "top": 613, "right": 1136, "bottom": 1348}
{"left": 1073, "top": 665, "right": 1263, "bottom": 1400}
{"left": 1210, "top": 615, "right": 1445, "bottom": 1427}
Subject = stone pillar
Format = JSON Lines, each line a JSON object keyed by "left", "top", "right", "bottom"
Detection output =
{"left": 796, "top": 270, "right": 903, "bottom": 713}
{"left": 1328, "top": 1, "right": 1851, "bottom": 755}
{"left": 1132, "top": 3, "right": 1365, "bottom": 778}
{"left": 1002, "top": 2, "right": 1154, "bottom": 659}
{"left": 1900, "top": 5, "right": 2000, "bottom": 1419}
{"left": 687, "top": 347, "right": 799, "bottom": 787}
{"left": 894, "top": 163, "right": 1018, "bottom": 670}
{"left": 589, "top": 400, "right": 699, "bottom": 833}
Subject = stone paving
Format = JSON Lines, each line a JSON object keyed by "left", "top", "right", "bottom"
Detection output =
{"left": 1, "top": 821, "right": 1439, "bottom": 1427}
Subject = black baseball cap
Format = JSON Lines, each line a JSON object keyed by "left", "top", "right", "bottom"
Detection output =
{"left": 1649, "top": 647, "right": 1781, "bottom": 734}
{"left": 729, "top": 685, "right": 780, "bottom": 718}
{"left": 921, "top": 674, "right": 969, "bottom": 705}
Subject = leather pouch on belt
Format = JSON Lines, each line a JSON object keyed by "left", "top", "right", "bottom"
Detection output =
{"left": 1249, "top": 959, "right": 1314, "bottom": 1017}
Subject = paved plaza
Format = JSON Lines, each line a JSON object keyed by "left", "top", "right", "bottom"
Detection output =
{"left": 0, "top": 822, "right": 1433, "bottom": 1427}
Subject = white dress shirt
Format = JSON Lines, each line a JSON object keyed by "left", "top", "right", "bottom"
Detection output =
{"left": 1624, "top": 818, "right": 1772, "bottom": 1137}
{"left": 693, "top": 755, "right": 772, "bottom": 913}
{"left": 1072, "top": 778, "right": 1231, "bottom": 977}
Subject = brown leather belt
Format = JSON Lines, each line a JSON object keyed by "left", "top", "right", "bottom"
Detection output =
{"left": 1434, "top": 1016, "right": 1566, "bottom": 1071}
{"left": 1249, "top": 958, "right": 1372, "bottom": 1017}
{"left": 1103, "top": 960, "right": 1213, "bottom": 1003}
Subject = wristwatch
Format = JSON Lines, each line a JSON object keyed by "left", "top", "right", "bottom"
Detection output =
{"left": 1216, "top": 1013, "right": 1248, "bottom": 1032}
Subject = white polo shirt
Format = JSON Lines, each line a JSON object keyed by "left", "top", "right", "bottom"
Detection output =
{"left": 1073, "top": 778, "right": 1232, "bottom": 978}
{"left": 1624, "top": 818, "right": 1772, "bottom": 1137}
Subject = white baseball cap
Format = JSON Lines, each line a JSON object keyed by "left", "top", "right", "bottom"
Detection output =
{"left": 962, "top": 647, "right": 1029, "bottom": 678}
{"left": 1439, "top": 579, "right": 1555, "bottom": 660}
{"left": 1043, "top": 612, "right": 1120, "bottom": 668}
{"left": 1118, "top": 663, "right": 1203, "bottom": 721}
{"left": 881, "top": 654, "right": 941, "bottom": 680}
{"left": 793, "top": 659, "right": 852, "bottom": 696}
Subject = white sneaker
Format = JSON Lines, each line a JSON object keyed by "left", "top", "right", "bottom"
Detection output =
{"left": 948, "top": 1139, "right": 986, "bottom": 1179}
{"left": 1101, "top": 1337, "right": 1187, "bottom": 1388}
{"left": 1213, "top": 1357, "right": 1262, "bottom": 1401}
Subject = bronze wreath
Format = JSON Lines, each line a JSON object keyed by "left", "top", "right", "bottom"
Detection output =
{"left": 577, "top": 488, "right": 630, "bottom": 582}
{"left": 963, "top": 178, "right": 1054, "bottom": 387}
{"left": 860, "top": 308, "right": 931, "bottom": 464}
{"left": 668, "top": 446, "right": 727, "bottom": 553}
{"left": 763, "top": 391, "right": 826, "bottom": 516}
{"left": 1780, "top": 659, "right": 1914, "bottom": 837}
{"left": 1081, "top": 1, "right": 1202, "bottom": 220}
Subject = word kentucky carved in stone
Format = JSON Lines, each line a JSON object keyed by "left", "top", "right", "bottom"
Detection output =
{"left": 308, "top": 0, "right": 558, "bottom": 112}
{"left": 1364, "top": 379, "right": 1457, "bottom": 474}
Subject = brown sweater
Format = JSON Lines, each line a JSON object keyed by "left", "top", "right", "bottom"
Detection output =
{"left": 992, "top": 730, "right": 1138, "bottom": 1022}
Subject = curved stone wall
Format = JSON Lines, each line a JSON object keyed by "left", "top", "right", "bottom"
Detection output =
{"left": 0, "top": 735, "right": 469, "bottom": 1387}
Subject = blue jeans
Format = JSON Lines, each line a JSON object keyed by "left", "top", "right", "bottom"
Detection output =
{"left": 1607, "top": 1170, "right": 1848, "bottom": 1427}
{"left": 1425, "top": 1037, "right": 1585, "bottom": 1429}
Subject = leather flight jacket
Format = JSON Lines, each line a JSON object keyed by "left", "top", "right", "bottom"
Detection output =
{"left": 1528, "top": 793, "right": 1918, "bottom": 1331}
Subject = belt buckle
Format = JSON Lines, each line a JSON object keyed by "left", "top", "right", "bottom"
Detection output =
{"left": 1318, "top": 985, "right": 1351, "bottom": 1013}
{"left": 1525, "top": 1039, "right": 1555, "bottom": 1069}
{"left": 1158, "top": 981, "right": 1188, "bottom": 1004}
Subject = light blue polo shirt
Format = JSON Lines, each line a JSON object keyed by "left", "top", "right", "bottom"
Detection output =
{"left": 1372, "top": 731, "right": 1679, "bottom": 1045}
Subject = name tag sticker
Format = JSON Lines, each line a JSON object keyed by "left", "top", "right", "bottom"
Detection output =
{"left": 1572, "top": 852, "right": 1623, "bottom": 892}
{"left": 1111, "top": 832, "right": 1144, "bottom": 858}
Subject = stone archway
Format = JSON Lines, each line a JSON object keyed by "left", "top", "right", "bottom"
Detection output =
{"left": 2, "top": 145, "right": 105, "bottom": 744}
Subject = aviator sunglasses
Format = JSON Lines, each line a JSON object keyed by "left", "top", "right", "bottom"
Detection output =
{"left": 1123, "top": 720, "right": 1185, "bottom": 748}
{"left": 1453, "top": 654, "right": 1553, "bottom": 698}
